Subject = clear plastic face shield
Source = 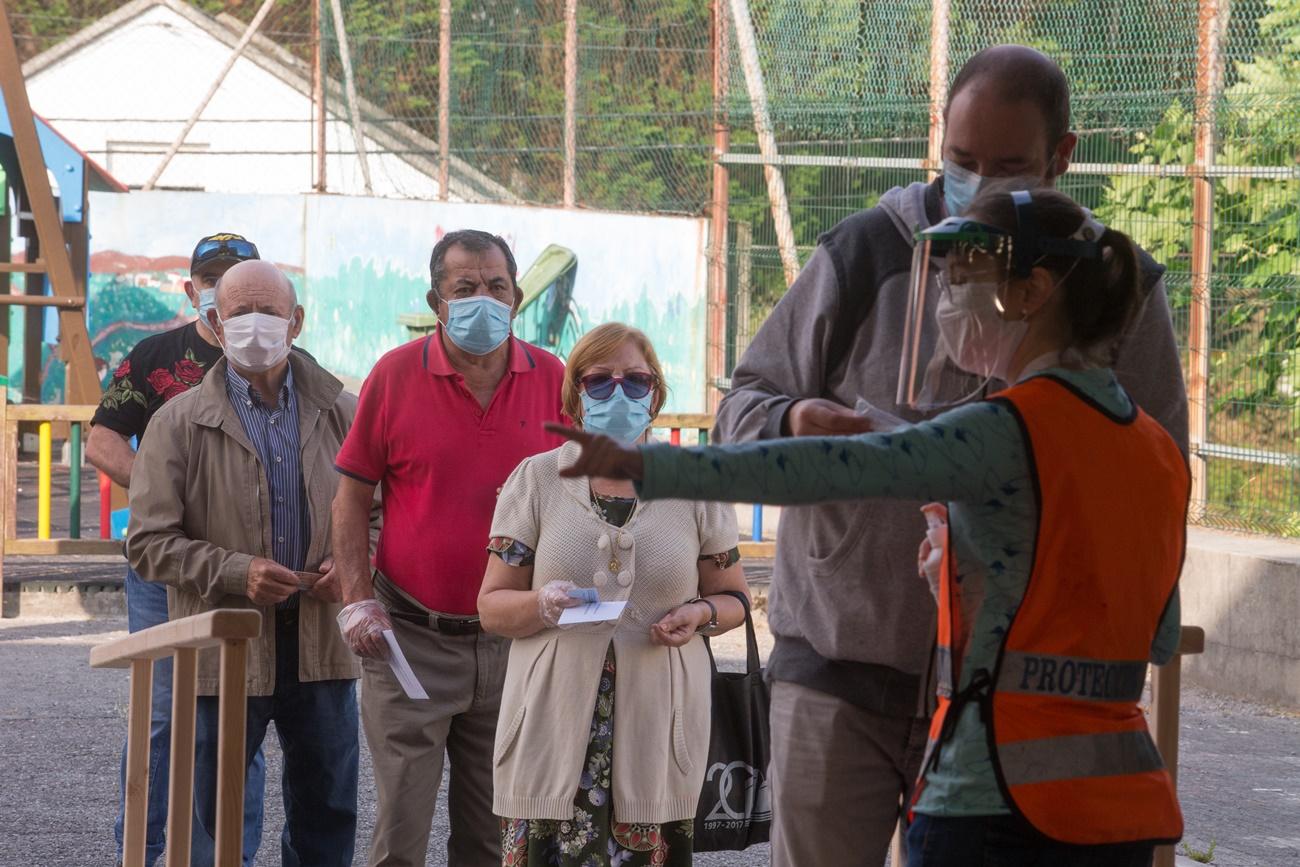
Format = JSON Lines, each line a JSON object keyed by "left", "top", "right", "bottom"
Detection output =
{"left": 897, "top": 191, "right": 1104, "bottom": 412}
{"left": 898, "top": 219, "right": 1023, "bottom": 411}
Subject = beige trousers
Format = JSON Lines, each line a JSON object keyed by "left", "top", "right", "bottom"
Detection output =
{"left": 769, "top": 681, "right": 930, "bottom": 867}
{"left": 361, "top": 607, "right": 509, "bottom": 867}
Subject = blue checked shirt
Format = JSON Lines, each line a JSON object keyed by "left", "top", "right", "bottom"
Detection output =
{"left": 225, "top": 364, "right": 311, "bottom": 608}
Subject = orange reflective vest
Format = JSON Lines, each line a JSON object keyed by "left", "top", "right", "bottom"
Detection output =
{"left": 917, "top": 375, "right": 1189, "bottom": 845}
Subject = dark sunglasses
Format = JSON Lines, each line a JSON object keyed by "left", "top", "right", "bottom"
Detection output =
{"left": 580, "top": 372, "right": 656, "bottom": 401}
{"left": 192, "top": 237, "right": 260, "bottom": 269}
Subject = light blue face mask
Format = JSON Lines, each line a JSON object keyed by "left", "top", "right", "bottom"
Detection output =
{"left": 197, "top": 288, "right": 217, "bottom": 323}
{"left": 581, "top": 386, "right": 653, "bottom": 443}
{"left": 942, "top": 159, "right": 1046, "bottom": 217}
{"left": 444, "top": 295, "right": 513, "bottom": 355}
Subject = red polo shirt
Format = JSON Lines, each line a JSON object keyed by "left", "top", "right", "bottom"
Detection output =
{"left": 336, "top": 329, "right": 567, "bottom": 614}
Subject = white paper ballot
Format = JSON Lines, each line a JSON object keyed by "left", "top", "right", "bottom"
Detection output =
{"left": 382, "top": 629, "right": 429, "bottom": 700}
{"left": 558, "top": 600, "right": 628, "bottom": 625}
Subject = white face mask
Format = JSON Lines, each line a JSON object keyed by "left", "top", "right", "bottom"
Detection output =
{"left": 219, "top": 312, "right": 294, "bottom": 373}
{"left": 934, "top": 278, "right": 1028, "bottom": 382}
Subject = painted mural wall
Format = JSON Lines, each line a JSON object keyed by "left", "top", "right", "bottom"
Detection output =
{"left": 18, "top": 191, "right": 710, "bottom": 412}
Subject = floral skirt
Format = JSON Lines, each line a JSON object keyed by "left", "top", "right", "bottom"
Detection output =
{"left": 500, "top": 645, "right": 694, "bottom": 866}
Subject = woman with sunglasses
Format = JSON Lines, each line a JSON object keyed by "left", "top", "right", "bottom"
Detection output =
{"left": 478, "top": 322, "right": 750, "bottom": 867}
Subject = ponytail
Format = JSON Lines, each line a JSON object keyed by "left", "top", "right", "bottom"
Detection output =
{"left": 965, "top": 187, "right": 1148, "bottom": 359}
{"left": 1062, "top": 225, "right": 1145, "bottom": 354}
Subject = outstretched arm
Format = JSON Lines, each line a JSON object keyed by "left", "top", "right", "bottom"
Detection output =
{"left": 547, "top": 400, "right": 1022, "bottom": 508}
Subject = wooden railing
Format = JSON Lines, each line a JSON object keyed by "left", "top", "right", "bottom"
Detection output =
{"left": 91, "top": 610, "right": 261, "bottom": 867}
{"left": 1154, "top": 626, "right": 1206, "bottom": 867}
{"left": 0, "top": 403, "right": 122, "bottom": 580}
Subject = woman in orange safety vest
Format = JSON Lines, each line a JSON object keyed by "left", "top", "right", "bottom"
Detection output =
{"left": 550, "top": 187, "right": 1190, "bottom": 866}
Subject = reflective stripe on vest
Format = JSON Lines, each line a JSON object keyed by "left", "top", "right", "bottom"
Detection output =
{"left": 997, "top": 651, "right": 1148, "bottom": 703}
{"left": 998, "top": 730, "right": 1166, "bottom": 786}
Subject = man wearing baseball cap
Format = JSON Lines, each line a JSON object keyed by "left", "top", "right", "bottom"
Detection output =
{"left": 89, "top": 232, "right": 267, "bottom": 867}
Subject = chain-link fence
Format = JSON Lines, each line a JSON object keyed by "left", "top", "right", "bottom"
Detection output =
{"left": 314, "top": 0, "right": 713, "bottom": 211}
{"left": 723, "top": 0, "right": 1299, "bottom": 537}
{"left": 8, "top": 0, "right": 1298, "bottom": 534}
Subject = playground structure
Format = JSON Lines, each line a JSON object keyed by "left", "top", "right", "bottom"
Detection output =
{"left": 0, "top": 1, "right": 123, "bottom": 584}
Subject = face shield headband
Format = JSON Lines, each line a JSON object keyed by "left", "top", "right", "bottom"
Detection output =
{"left": 896, "top": 191, "right": 1104, "bottom": 412}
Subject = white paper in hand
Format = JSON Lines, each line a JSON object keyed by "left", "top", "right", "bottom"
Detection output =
{"left": 854, "top": 397, "right": 908, "bottom": 432}
{"left": 558, "top": 600, "right": 628, "bottom": 625}
{"left": 382, "top": 629, "right": 429, "bottom": 700}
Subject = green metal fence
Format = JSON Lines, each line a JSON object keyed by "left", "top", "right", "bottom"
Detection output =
{"left": 12, "top": 1, "right": 1297, "bottom": 534}
{"left": 722, "top": 0, "right": 1299, "bottom": 536}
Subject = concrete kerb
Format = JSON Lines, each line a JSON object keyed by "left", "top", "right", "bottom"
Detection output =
{"left": 1180, "top": 528, "right": 1300, "bottom": 711}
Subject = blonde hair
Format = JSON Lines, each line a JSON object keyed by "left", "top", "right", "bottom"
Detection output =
{"left": 563, "top": 323, "right": 669, "bottom": 425}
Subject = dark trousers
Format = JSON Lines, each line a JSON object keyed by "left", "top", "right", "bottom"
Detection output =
{"left": 907, "top": 813, "right": 1155, "bottom": 867}
{"left": 191, "top": 610, "right": 359, "bottom": 867}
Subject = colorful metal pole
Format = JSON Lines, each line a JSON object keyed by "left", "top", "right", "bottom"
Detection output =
{"left": 37, "top": 420, "right": 51, "bottom": 539}
{"left": 752, "top": 503, "right": 763, "bottom": 541}
{"left": 69, "top": 422, "right": 81, "bottom": 539}
{"left": 99, "top": 470, "right": 111, "bottom": 540}
{"left": 698, "top": 429, "right": 709, "bottom": 446}
{"left": 670, "top": 428, "right": 681, "bottom": 446}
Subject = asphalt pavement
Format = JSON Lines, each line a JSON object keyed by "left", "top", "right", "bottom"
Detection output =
{"left": 1, "top": 609, "right": 1296, "bottom": 866}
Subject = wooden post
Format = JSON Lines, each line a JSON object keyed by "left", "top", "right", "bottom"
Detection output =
{"left": 706, "top": 0, "right": 730, "bottom": 412}
{"left": 214, "top": 639, "right": 249, "bottom": 867}
{"left": 1187, "top": 0, "right": 1224, "bottom": 521}
{"left": 1152, "top": 626, "right": 1206, "bottom": 867}
{"left": 734, "top": 221, "right": 753, "bottom": 362}
{"left": 926, "top": 0, "right": 951, "bottom": 178}
{"left": 328, "top": 0, "right": 373, "bottom": 196}
{"left": 122, "top": 658, "right": 154, "bottom": 867}
{"left": 312, "top": 0, "right": 326, "bottom": 192}
{"left": 143, "top": 0, "right": 278, "bottom": 191}
{"left": 21, "top": 248, "right": 40, "bottom": 404}
{"left": 437, "top": 0, "right": 452, "bottom": 201}
{"left": 0, "top": 178, "right": 9, "bottom": 389}
{"left": 727, "top": 0, "right": 799, "bottom": 287}
{"left": 166, "top": 647, "right": 199, "bottom": 867}
{"left": 562, "top": 0, "right": 578, "bottom": 207}
{"left": 0, "top": 0, "right": 101, "bottom": 405}
{"left": 4, "top": 406, "right": 16, "bottom": 541}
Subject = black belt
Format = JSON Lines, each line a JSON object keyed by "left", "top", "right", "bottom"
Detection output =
{"left": 389, "top": 608, "right": 482, "bottom": 635}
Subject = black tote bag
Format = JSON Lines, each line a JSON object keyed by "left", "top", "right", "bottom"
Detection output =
{"left": 693, "top": 590, "right": 772, "bottom": 852}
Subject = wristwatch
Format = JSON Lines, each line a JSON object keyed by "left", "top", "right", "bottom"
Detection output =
{"left": 690, "top": 597, "right": 718, "bottom": 634}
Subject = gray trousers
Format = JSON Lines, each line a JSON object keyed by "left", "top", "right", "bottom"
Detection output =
{"left": 769, "top": 681, "right": 930, "bottom": 867}
{"left": 361, "top": 587, "right": 508, "bottom": 867}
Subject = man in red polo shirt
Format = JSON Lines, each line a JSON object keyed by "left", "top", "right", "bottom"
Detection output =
{"left": 332, "top": 229, "right": 566, "bottom": 867}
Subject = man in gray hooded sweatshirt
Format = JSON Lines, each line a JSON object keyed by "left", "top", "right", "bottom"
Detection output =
{"left": 714, "top": 45, "right": 1188, "bottom": 866}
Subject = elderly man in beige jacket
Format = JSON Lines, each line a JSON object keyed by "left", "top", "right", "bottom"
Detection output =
{"left": 127, "top": 259, "right": 379, "bottom": 867}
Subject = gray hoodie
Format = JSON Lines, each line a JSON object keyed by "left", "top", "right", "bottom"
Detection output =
{"left": 714, "top": 179, "right": 1188, "bottom": 717}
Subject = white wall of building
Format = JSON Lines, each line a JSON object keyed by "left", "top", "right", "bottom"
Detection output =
{"left": 26, "top": 4, "right": 440, "bottom": 198}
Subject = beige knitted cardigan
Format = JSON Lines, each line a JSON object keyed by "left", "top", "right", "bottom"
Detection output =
{"left": 487, "top": 442, "right": 740, "bottom": 823}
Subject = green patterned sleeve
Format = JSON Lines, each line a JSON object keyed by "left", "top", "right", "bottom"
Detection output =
{"left": 638, "top": 400, "right": 1026, "bottom": 507}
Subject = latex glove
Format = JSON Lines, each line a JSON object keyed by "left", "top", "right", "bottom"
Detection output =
{"left": 917, "top": 503, "right": 948, "bottom": 601}
{"left": 337, "top": 599, "right": 392, "bottom": 660}
{"left": 537, "top": 580, "right": 584, "bottom": 628}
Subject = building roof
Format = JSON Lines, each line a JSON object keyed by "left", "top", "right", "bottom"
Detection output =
{"left": 22, "top": 0, "right": 518, "bottom": 203}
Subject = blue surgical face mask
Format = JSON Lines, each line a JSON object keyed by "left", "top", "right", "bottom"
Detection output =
{"left": 581, "top": 386, "right": 653, "bottom": 443}
{"left": 942, "top": 159, "right": 1047, "bottom": 217}
{"left": 197, "top": 288, "right": 217, "bottom": 323}
{"left": 443, "top": 295, "right": 513, "bottom": 355}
